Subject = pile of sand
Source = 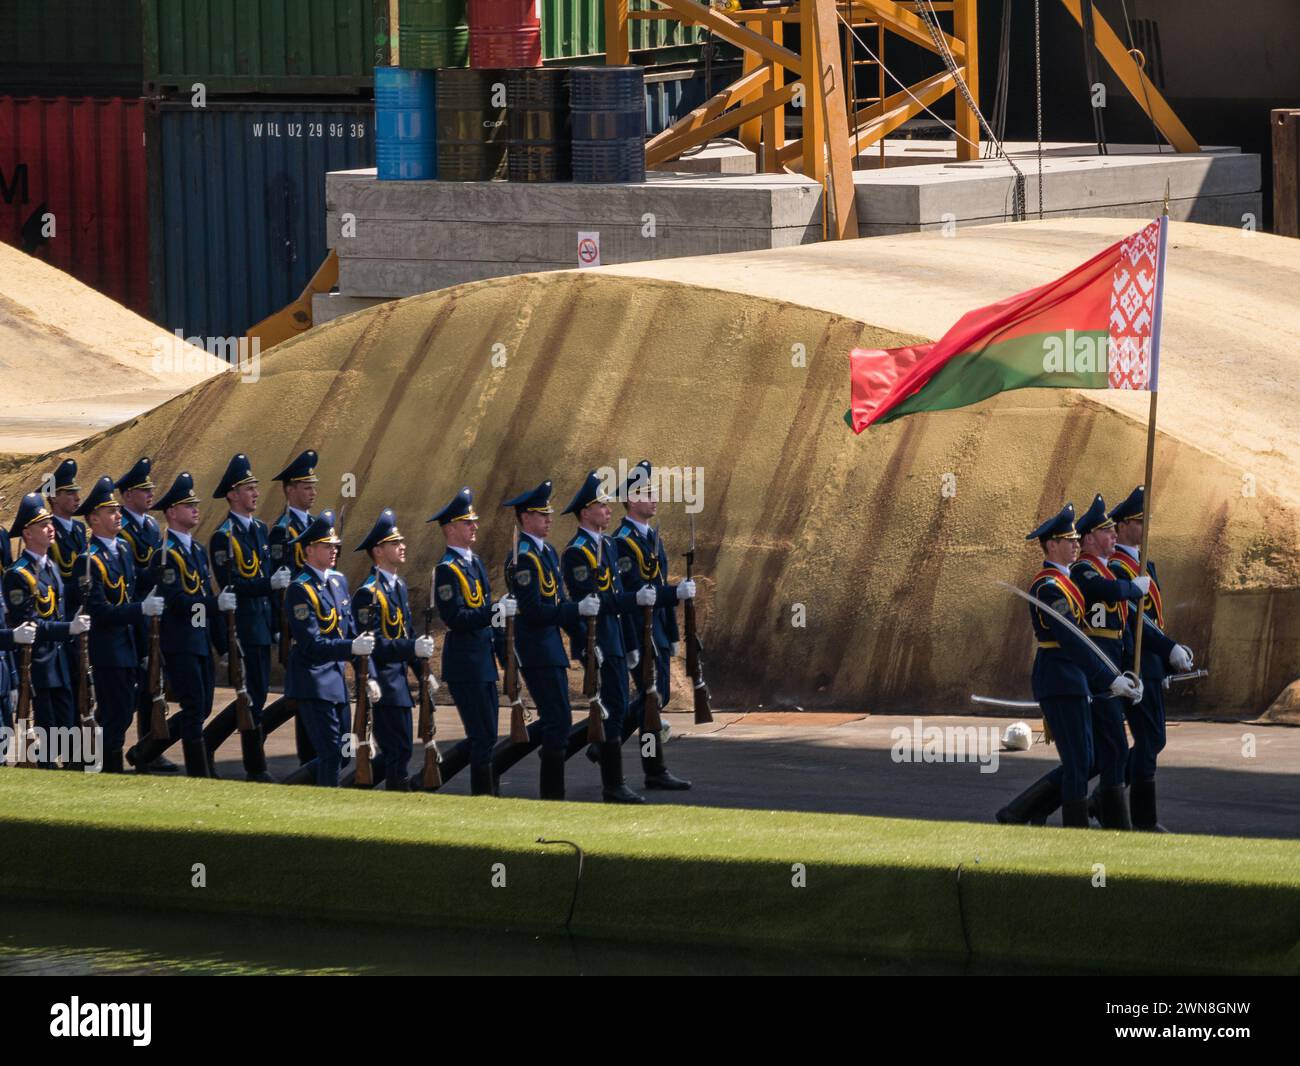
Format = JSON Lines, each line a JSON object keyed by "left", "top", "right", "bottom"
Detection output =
{"left": 1, "top": 221, "right": 1294, "bottom": 716}
{"left": 0, "top": 242, "right": 227, "bottom": 455}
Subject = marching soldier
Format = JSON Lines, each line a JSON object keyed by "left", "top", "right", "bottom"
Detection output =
{"left": 3, "top": 492, "right": 90, "bottom": 768}
{"left": 500, "top": 481, "right": 598, "bottom": 800}
{"left": 352, "top": 509, "right": 435, "bottom": 790}
{"left": 46, "top": 459, "right": 87, "bottom": 619}
{"left": 1070, "top": 493, "right": 1149, "bottom": 830}
{"left": 72, "top": 477, "right": 166, "bottom": 773}
{"left": 209, "top": 454, "right": 290, "bottom": 780}
{"left": 1108, "top": 486, "right": 1194, "bottom": 830}
{"left": 613, "top": 460, "right": 695, "bottom": 791}
{"left": 997, "top": 503, "right": 1141, "bottom": 828}
{"left": 429, "top": 488, "right": 507, "bottom": 796}
{"left": 0, "top": 596, "right": 38, "bottom": 765}
{"left": 269, "top": 449, "right": 320, "bottom": 766}
{"left": 283, "top": 511, "right": 374, "bottom": 787}
{"left": 561, "top": 471, "right": 655, "bottom": 804}
{"left": 153, "top": 473, "right": 232, "bottom": 777}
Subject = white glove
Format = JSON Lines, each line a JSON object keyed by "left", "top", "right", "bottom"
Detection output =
{"left": 366, "top": 678, "right": 382, "bottom": 704}
{"left": 676, "top": 579, "right": 696, "bottom": 601}
{"left": 1109, "top": 674, "right": 1143, "bottom": 703}
{"left": 414, "top": 634, "right": 435, "bottom": 659}
{"left": 635, "top": 584, "right": 657, "bottom": 607}
{"left": 7, "top": 690, "right": 15, "bottom": 707}
{"left": 141, "top": 594, "right": 165, "bottom": 618}
{"left": 1131, "top": 575, "right": 1152, "bottom": 595}
{"left": 627, "top": 650, "right": 639, "bottom": 671}
{"left": 671, "top": 642, "right": 680, "bottom": 658}
{"left": 594, "top": 645, "right": 604, "bottom": 667}
{"left": 218, "top": 590, "right": 238, "bottom": 612}
{"left": 13, "top": 622, "right": 37, "bottom": 646}
{"left": 1169, "top": 644, "right": 1194, "bottom": 672}
{"left": 499, "top": 594, "right": 517, "bottom": 618}
{"left": 578, "top": 594, "right": 600, "bottom": 618}
{"left": 351, "top": 632, "right": 375, "bottom": 656}
{"left": 270, "top": 566, "right": 292, "bottom": 591}
{"left": 69, "top": 614, "right": 91, "bottom": 636}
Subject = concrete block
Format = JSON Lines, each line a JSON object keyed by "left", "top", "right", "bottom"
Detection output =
{"left": 311, "top": 292, "right": 392, "bottom": 325}
{"left": 340, "top": 258, "right": 574, "bottom": 298}
{"left": 652, "top": 144, "right": 757, "bottom": 175}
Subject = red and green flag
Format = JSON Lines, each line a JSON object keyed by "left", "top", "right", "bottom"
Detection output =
{"left": 848, "top": 217, "right": 1169, "bottom": 433}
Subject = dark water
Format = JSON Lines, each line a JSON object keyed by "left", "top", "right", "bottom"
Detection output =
{"left": 0, "top": 904, "right": 1094, "bottom": 976}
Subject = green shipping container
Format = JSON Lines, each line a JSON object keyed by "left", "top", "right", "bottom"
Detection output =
{"left": 539, "top": 0, "right": 706, "bottom": 61}
{"left": 0, "top": 0, "right": 143, "bottom": 95}
{"left": 144, "top": 0, "right": 390, "bottom": 96}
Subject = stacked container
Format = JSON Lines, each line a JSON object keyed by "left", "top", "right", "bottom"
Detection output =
{"left": 569, "top": 66, "right": 646, "bottom": 183}
{"left": 376, "top": 67, "right": 439, "bottom": 180}
{"left": 468, "top": 0, "right": 543, "bottom": 68}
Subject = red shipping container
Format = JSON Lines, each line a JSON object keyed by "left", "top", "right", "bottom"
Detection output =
{"left": 0, "top": 96, "right": 149, "bottom": 316}
{"left": 468, "top": 0, "right": 542, "bottom": 68}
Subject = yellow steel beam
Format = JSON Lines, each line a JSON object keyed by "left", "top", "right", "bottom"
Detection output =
{"left": 649, "top": 0, "right": 803, "bottom": 70}
{"left": 645, "top": 66, "right": 773, "bottom": 165}
{"left": 842, "top": 0, "right": 966, "bottom": 59}
{"left": 245, "top": 250, "right": 338, "bottom": 350}
{"left": 809, "top": 0, "right": 859, "bottom": 237}
{"left": 953, "top": 0, "right": 979, "bottom": 160}
{"left": 1058, "top": 0, "right": 1198, "bottom": 152}
{"left": 605, "top": 0, "right": 630, "bottom": 64}
{"left": 649, "top": 82, "right": 803, "bottom": 169}
{"left": 761, "top": 19, "right": 787, "bottom": 172}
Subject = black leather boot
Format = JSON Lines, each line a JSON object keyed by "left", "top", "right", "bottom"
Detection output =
{"left": 181, "top": 739, "right": 211, "bottom": 778}
{"left": 1097, "top": 786, "right": 1132, "bottom": 830}
{"left": 103, "top": 748, "right": 125, "bottom": 774}
{"left": 387, "top": 764, "right": 411, "bottom": 791}
{"left": 134, "top": 708, "right": 181, "bottom": 773}
{"left": 539, "top": 749, "right": 566, "bottom": 800}
{"left": 642, "top": 740, "right": 691, "bottom": 791}
{"left": 240, "top": 728, "right": 275, "bottom": 783}
{"left": 469, "top": 762, "right": 493, "bottom": 796}
{"left": 996, "top": 774, "right": 1060, "bottom": 825}
{"left": 1061, "top": 799, "right": 1091, "bottom": 828}
{"left": 599, "top": 741, "right": 645, "bottom": 804}
{"left": 1129, "top": 778, "right": 1167, "bottom": 831}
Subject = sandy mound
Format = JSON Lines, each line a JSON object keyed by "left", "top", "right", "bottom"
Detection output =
{"left": 1, "top": 221, "right": 1294, "bottom": 717}
{"left": 0, "top": 243, "right": 227, "bottom": 454}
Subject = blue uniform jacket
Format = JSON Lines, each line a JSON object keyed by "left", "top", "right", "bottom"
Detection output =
{"left": 612, "top": 519, "right": 679, "bottom": 656}
{"left": 119, "top": 509, "right": 163, "bottom": 598}
{"left": 157, "top": 532, "right": 224, "bottom": 658}
{"left": 352, "top": 569, "right": 417, "bottom": 707}
{"left": 1109, "top": 552, "right": 1177, "bottom": 681}
{"left": 73, "top": 540, "right": 144, "bottom": 669}
{"left": 51, "top": 517, "right": 88, "bottom": 616}
{"left": 210, "top": 513, "right": 275, "bottom": 647}
{"left": 1071, "top": 554, "right": 1144, "bottom": 683}
{"left": 269, "top": 509, "right": 312, "bottom": 576}
{"left": 284, "top": 569, "right": 359, "bottom": 705}
{"left": 1028, "top": 565, "right": 1112, "bottom": 701}
{"left": 435, "top": 550, "right": 501, "bottom": 685}
{"left": 561, "top": 529, "right": 641, "bottom": 661}
{"left": 505, "top": 536, "right": 580, "bottom": 670}
{"left": 2, "top": 551, "right": 73, "bottom": 689}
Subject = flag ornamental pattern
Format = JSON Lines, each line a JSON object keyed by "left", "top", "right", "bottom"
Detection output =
{"left": 1107, "top": 218, "right": 1166, "bottom": 391}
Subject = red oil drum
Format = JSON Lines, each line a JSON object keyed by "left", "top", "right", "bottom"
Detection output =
{"left": 467, "top": 0, "right": 542, "bottom": 68}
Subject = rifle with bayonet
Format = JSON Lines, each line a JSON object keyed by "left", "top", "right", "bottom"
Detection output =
{"left": 505, "top": 527, "right": 528, "bottom": 744}
{"left": 639, "top": 523, "right": 664, "bottom": 735}
{"left": 352, "top": 630, "right": 375, "bottom": 787}
{"left": 417, "top": 572, "right": 443, "bottom": 788}
{"left": 15, "top": 645, "right": 37, "bottom": 767}
{"left": 682, "top": 514, "right": 712, "bottom": 724}
{"left": 224, "top": 585, "right": 256, "bottom": 732}
{"left": 146, "top": 614, "right": 169, "bottom": 741}
{"left": 584, "top": 536, "right": 607, "bottom": 743}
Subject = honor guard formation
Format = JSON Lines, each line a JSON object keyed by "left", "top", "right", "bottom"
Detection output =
{"left": 998, "top": 488, "right": 1194, "bottom": 830}
{"left": 0, "top": 453, "right": 706, "bottom": 804}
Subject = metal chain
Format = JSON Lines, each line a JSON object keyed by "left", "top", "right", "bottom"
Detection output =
{"left": 1035, "top": 0, "right": 1044, "bottom": 219}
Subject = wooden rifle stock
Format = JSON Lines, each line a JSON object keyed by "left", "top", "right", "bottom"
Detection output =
{"left": 640, "top": 603, "right": 662, "bottom": 734}
{"left": 682, "top": 528, "right": 713, "bottom": 724}
{"left": 225, "top": 591, "right": 255, "bottom": 732}
{"left": 505, "top": 529, "right": 528, "bottom": 744}
{"left": 147, "top": 615, "right": 169, "bottom": 740}
{"left": 418, "top": 594, "right": 442, "bottom": 789}
{"left": 77, "top": 630, "right": 98, "bottom": 731}
{"left": 353, "top": 646, "right": 374, "bottom": 787}
{"left": 15, "top": 645, "right": 37, "bottom": 767}
{"left": 584, "top": 536, "right": 606, "bottom": 742}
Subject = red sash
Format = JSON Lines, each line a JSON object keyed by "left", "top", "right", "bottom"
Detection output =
{"left": 1110, "top": 550, "right": 1164, "bottom": 627}
{"left": 1033, "top": 568, "right": 1086, "bottom": 621}
{"left": 1077, "top": 553, "right": 1128, "bottom": 625}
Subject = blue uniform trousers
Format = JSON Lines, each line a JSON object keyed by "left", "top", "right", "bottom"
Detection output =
{"left": 520, "top": 666, "right": 572, "bottom": 753}
{"left": 297, "top": 698, "right": 351, "bottom": 786}
{"left": 448, "top": 681, "right": 499, "bottom": 767}
{"left": 163, "top": 652, "right": 215, "bottom": 741}
{"left": 0, "top": 691, "right": 12, "bottom": 763}
{"left": 94, "top": 666, "right": 137, "bottom": 752}
{"left": 1090, "top": 695, "right": 1130, "bottom": 788}
{"left": 243, "top": 644, "right": 271, "bottom": 724}
{"left": 1039, "top": 695, "right": 1093, "bottom": 804}
{"left": 372, "top": 702, "right": 412, "bottom": 784}
{"left": 627, "top": 646, "right": 670, "bottom": 733}
{"left": 33, "top": 686, "right": 76, "bottom": 768}
{"left": 1124, "top": 681, "right": 1166, "bottom": 783}
{"left": 599, "top": 656, "right": 631, "bottom": 743}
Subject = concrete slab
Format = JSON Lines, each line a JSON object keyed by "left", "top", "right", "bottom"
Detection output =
{"left": 652, "top": 143, "right": 757, "bottom": 175}
{"left": 310, "top": 292, "right": 391, "bottom": 325}
{"left": 338, "top": 257, "right": 574, "bottom": 297}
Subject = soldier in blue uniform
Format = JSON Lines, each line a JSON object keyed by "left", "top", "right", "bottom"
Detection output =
{"left": 1108, "top": 486, "right": 1194, "bottom": 830}
{"left": 997, "top": 503, "right": 1142, "bottom": 828}
{"left": 208, "top": 454, "right": 291, "bottom": 781}
{"left": 499, "top": 481, "right": 598, "bottom": 800}
{"left": 0, "top": 584, "right": 39, "bottom": 764}
{"left": 429, "top": 488, "right": 507, "bottom": 796}
{"left": 269, "top": 449, "right": 321, "bottom": 766}
{"left": 72, "top": 476, "right": 166, "bottom": 773}
{"left": 352, "top": 509, "right": 435, "bottom": 791}
{"left": 283, "top": 511, "right": 374, "bottom": 787}
{"left": 560, "top": 470, "right": 658, "bottom": 804}
{"left": 613, "top": 460, "right": 695, "bottom": 791}
{"left": 46, "top": 459, "right": 88, "bottom": 619}
{"left": 3, "top": 492, "right": 89, "bottom": 768}
{"left": 117, "top": 458, "right": 181, "bottom": 774}
{"left": 1070, "top": 493, "right": 1151, "bottom": 830}
{"left": 153, "top": 473, "right": 232, "bottom": 777}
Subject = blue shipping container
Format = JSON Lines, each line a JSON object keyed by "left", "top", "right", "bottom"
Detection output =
{"left": 149, "top": 101, "right": 375, "bottom": 340}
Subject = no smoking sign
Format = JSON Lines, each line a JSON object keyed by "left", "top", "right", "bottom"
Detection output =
{"left": 577, "top": 230, "right": 601, "bottom": 268}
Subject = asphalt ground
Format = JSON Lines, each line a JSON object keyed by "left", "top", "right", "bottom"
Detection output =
{"left": 204, "top": 688, "right": 1300, "bottom": 840}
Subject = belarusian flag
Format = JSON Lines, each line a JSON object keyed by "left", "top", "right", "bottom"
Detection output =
{"left": 849, "top": 217, "right": 1168, "bottom": 433}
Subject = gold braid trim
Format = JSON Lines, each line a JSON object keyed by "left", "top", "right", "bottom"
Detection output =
{"left": 90, "top": 555, "right": 128, "bottom": 606}
{"left": 12, "top": 566, "right": 58, "bottom": 619}
{"left": 447, "top": 562, "right": 486, "bottom": 608}
{"left": 228, "top": 528, "right": 261, "bottom": 578}
{"left": 300, "top": 582, "right": 340, "bottom": 635}
{"left": 49, "top": 537, "right": 78, "bottom": 578}
{"left": 371, "top": 584, "right": 407, "bottom": 639}
{"left": 167, "top": 548, "right": 202, "bottom": 595}
{"left": 575, "top": 544, "right": 612, "bottom": 591}
{"left": 621, "top": 534, "right": 660, "bottom": 581}
{"left": 120, "top": 526, "right": 153, "bottom": 566}
{"left": 522, "top": 552, "right": 557, "bottom": 600}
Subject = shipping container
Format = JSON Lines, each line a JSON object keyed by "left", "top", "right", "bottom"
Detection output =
{"left": 540, "top": 0, "right": 706, "bottom": 62}
{"left": 0, "top": 0, "right": 144, "bottom": 96}
{"left": 144, "top": 0, "right": 388, "bottom": 96}
{"left": 0, "top": 96, "right": 150, "bottom": 315}
{"left": 148, "top": 100, "right": 374, "bottom": 339}
{"left": 644, "top": 62, "right": 742, "bottom": 135}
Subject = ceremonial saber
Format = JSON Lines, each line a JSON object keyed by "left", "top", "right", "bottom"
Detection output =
{"left": 972, "top": 668, "right": 1208, "bottom": 709}
{"left": 996, "top": 581, "right": 1124, "bottom": 680}
{"left": 1163, "top": 668, "right": 1208, "bottom": 690}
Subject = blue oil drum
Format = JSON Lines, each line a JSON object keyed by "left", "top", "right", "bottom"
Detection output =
{"left": 375, "top": 66, "right": 437, "bottom": 180}
{"left": 568, "top": 65, "right": 645, "bottom": 183}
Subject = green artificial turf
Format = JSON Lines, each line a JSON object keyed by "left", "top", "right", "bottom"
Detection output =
{"left": 1, "top": 772, "right": 1297, "bottom": 974}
